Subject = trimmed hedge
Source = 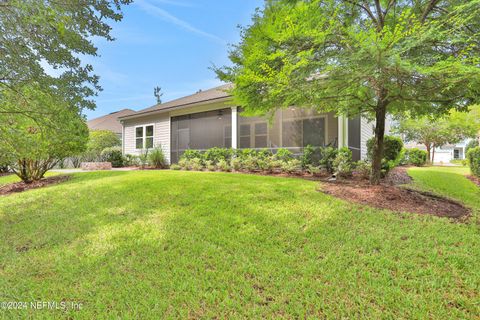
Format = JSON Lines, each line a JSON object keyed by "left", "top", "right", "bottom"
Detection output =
{"left": 101, "top": 146, "right": 124, "bottom": 168}
{"left": 367, "top": 135, "right": 404, "bottom": 162}
{"left": 405, "top": 148, "right": 428, "bottom": 167}
{"left": 467, "top": 146, "right": 480, "bottom": 177}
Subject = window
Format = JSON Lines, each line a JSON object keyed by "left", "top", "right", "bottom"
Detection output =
{"left": 454, "top": 149, "right": 460, "bottom": 159}
{"left": 240, "top": 124, "right": 251, "bottom": 148}
{"left": 224, "top": 125, "right": 232, "bottom": 148}
{"left": 255, "top": 122, "right": 268, "bottom": 148}
{"left": 135, "top": 124, "right": 154, "bottom": 149}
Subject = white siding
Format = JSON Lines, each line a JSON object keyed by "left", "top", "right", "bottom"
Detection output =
{"left": 123, "top": 113, "right": 171, "bottom": 164}
{"left": 360, "top": 116, "right": 374, "bottom": 160}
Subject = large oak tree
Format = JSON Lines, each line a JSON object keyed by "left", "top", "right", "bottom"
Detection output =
{"left": 217, "top": 0, "right": 480, "bottom": 184}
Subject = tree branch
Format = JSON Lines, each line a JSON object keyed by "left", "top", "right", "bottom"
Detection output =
{"left": 421, "top": 0, "right": 440, "bottom": 23}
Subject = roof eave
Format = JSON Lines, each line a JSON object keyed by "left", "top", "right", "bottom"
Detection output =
{"left": 118, "top": 95, "right": 233, "bottom": 121}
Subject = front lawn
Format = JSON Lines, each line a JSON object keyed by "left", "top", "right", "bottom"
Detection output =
{"left": 0, "top": 170, "right": 479, "bottom": 318}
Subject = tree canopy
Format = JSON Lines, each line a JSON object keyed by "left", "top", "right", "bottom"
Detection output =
{"left": 217, "top": 0, "right": 480, "bottom": 183}
{"left": 0, "top": 85, "right": 89, "bottom": 182}
{"left": 394, "top": 108, "right": 480, "bottom": 162}
{"left": 0, "top": 0, "right": 131, "bottom": 114}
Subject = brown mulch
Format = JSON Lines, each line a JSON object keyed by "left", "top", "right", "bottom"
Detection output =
{"left": 467, "top": 175, "right": 480, "bottom": 187}
{"left": 0, "top": 175, "right": 71, "bottom": 196}
{"left": 321, "top": 167, "right": 470, "bottom": 220}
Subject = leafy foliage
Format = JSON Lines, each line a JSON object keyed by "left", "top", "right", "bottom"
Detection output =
{"left": 0, "top": 85, "right": 88, "bottom": 182}
{"left": 148, "top": 146, "right": 167, "bottom": 169}
{"left": 85, "top": 130, "right": 121, "bottom": 161}
{"left": 394, "top": 110, "right": 479, "bottom": 162}
{"left": 467, "top": 147, "right": 480, "bottom": 177}
{"left": 0, "top": 0, "right": 131, "bottom": 114}
{"left": 333, "top": 147, "right": 353, "bottom": 178}
{"left": 216, "top": 0, "right": 480, "bottom": 183}
{"left": 367, "top": 135, "right": 404, "bottom": 162}
{"left": 405, "top": 149, "right": 428, "bottom": 167}
{"left": 320, "top": 147, "right": 338, "bottom": 174}
{"left": 466, "top": 140, "right": 479, "bottom": 155}
{"left": 101, "top": 147, "right": 124, "bottom": 168}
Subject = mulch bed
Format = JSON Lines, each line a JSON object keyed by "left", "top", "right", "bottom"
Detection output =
{"left": 0, "top": 175, "right": 71, "bottom": 196}
{"left": 467, "top": 175, "right": 480, "bottom": 187}
{"left": 321, "top": 167, "right": 470, "bottom": 220}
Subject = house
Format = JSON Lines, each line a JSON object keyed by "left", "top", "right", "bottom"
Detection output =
{"left": 118, "top": 84, "right": 379, "bottom": 164}
{"left": 87, "top": 108, "right": 136, "bottom": 139}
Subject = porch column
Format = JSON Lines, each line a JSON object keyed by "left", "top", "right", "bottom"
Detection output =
{"left": 337, "top": 115, "right": 347, "bottom": 148}
{"left": 231, "top": 106, "right": 238, "bottom": 149}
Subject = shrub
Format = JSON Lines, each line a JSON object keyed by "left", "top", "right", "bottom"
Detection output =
{"left": 271, "top": 159, "right": 284, "bottom": 171}
{"left": 182, "top": 149, "right": 203, "bottom": 161}
{"left": 204, "top": 147, "right": 231, "bottom": 164}
{"left": 257, "top": 149, "right": 273, "bottom": 161}
{"left": 170, "top": 164, "right": 181, "bottom": 170}
{"left": 101, "top": 146, "right": 124, "bottom": 167}
{"left": 235, "top": 148, "right": 257, "bottom": 160}
{"left": 243, "top": 156, "right": 259, "bottom": 172}
{"left": 148, "top": 146, "right": 167, "bottom": 169}
{"left": 467, "top": 147, "right": 480, "bottom": 177}
{"left": 205, "top": 160, "right": 216, "bottom": 171}
{"left": 124, "top": 154, "right": 139, "bottom": 167}
{"left": 189, "top": 158, "right": 204, "bottom": 171}
{"left": 281, "top": 159, "right": 302, "bottom": 174}
{"left": 257, "top": 157, "right": 274, "bottom": 172}
{"left": 275, "top": 148, "right": 293, "bottom": 162}
{"left": 138, "top": 149, "right": 149, "bottom": 169}
{"left": 230, "top": 157, "right": 242, "bottom": 171}
{"left": 216, "top": 159, "right": 231, "bottom": 172}
{"left": 333, "top": 147, "right": 353, "bottom": 178}
{"left": 178, "top": 158, "right": 189, "bottom": 170}
{"left": 405, "top": 148, "right": 427, "bottom": 167}
{"left": 301, "top": 145, "right": 315, "bottom": 169}
{"left": 320, "top": 147, "right": 338, "bottom": 174}
{"left": 367, "top": 135, "right": 404, "bottom": 162}
{"left": 306, "top": 165, "right": 322, "bottom": 176}
{"left": 84, "top": 130, "right": 121, "bottom": 162}
{"left": 355, "top": 160, "right": 371, "bottom": 179}
{"left": 466, "top": 139, "right": 479, "bottom": 155}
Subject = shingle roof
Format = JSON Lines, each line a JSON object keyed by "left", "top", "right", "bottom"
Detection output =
{"left": 87, "top": 109, "right": 136, "bottom": 134}
{"left": 119, "top": 83, "right": 233, "bottom": 120}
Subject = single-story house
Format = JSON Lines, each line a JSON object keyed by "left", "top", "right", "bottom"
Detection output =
{"left": 87, "top": 108, "right": 136, "bottom": 139}
{"left": 405, "top": 140, "right": 471, "bottom": 164}
{"left": 118, "top": 84, "right": 382, "bottom": 164}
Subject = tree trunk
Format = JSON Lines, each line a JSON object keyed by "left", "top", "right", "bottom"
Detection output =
{"left": 370, "top": 101, "right": 387, "bottom": 185}
{"left": 425, "top": 144, "right": 431, "bottom": 164}
{"left": 431, "top": 144, "right": 436, "bottom": 164}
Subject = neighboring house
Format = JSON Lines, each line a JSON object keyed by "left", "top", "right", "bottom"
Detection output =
{"left": 87, "top": 109, "right": 136, "bottom": 139}
{"left": 118, "top": 84, "right": 384, "bottom": 164}
{"left": 405, "top": 140, "right": 471, "bottom": 164}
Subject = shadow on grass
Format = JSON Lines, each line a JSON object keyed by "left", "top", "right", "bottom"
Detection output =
{"left": 0, "top": 171, "right": 479, "bottom": 318}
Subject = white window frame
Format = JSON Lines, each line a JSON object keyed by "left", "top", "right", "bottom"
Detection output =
{"left": 135, "top": 123, "right": 155, "bottom": 150}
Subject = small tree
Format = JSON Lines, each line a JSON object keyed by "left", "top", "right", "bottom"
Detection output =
{"left": 394, "top": 110, "right": 479, "bottom": 163}
{"left": 84, "top": 130, "right": 121, "bottom": 161}
{"left": 0, "top": 86, "right": 89, "bottom": 183}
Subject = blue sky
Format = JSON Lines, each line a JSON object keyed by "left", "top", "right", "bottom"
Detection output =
{"left": 84, "top": 0, "right": 262, "bottom": 120}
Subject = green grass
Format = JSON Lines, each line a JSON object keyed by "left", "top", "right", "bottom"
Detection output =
{"left": 0, "top": 170, "right": 479, "bottom": 318}
{"left": 408, "top": 166, "right": 480, "bottom": 211}
{"left": 0, "top": 173, "right": 21, "bottom": 186}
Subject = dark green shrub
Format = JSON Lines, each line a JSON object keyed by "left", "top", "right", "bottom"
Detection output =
{"left": 275, "top": 148, "right": 293, "bottom": 162}
{"left": 85, "top": 130, "right": 121, "bottom": 161}
{"left": 355, "top": 161, "right": 371, "bottom": 179}
{"left": 257, "top": 149, "right": 273, "bottom": 160}
{"left": 467, "top": 147, "right": 480, "bottom": 177}
{"left": 333, "top": 147, "right": 353, "bottom": 178}
{"left": 204, "top": 147, "right": 232, "bottom": 164}
{"left": 301, "top": 145, "right": 315, "bottom": 169}
{"left": 405, "top": 148, "right": 427, "bottom": 167}
{"left": 466, "top": 139, "right": 479, "bottom": 155}
{"left": 320, "top": 147, "right": 338, "bottom": 173}
{"left": 367, "top": 135, "right": 404, "bottom": 162}
{"left": 182, "top": 149, "right": 203, "bottom": 161}
{"left": 148, "top": 146, "right": 167, "bottom": 168}
{"left": 101, "top": 146, "right": 124, "bottom": 167}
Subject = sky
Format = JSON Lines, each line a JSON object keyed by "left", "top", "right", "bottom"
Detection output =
{"left": 84, "top": 0, "right": 263, "bottom": 120}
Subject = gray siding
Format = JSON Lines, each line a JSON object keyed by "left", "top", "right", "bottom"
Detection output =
{"left": 123, "top": 114, "right": 171, "bottom": 164}
{"left": 360, "top": 116, "right": 374, "bottom": 160}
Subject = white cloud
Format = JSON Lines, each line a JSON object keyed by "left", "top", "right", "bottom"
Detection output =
{"left": 135, "top": 0, "right": 226, "bottom": 44}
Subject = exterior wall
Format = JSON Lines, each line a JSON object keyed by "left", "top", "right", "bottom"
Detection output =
{"left": 360, "top": 117, "right": 374, "bottom": 160}
{"left": 122, "top": 113, "right": 171, "bottom": 164}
